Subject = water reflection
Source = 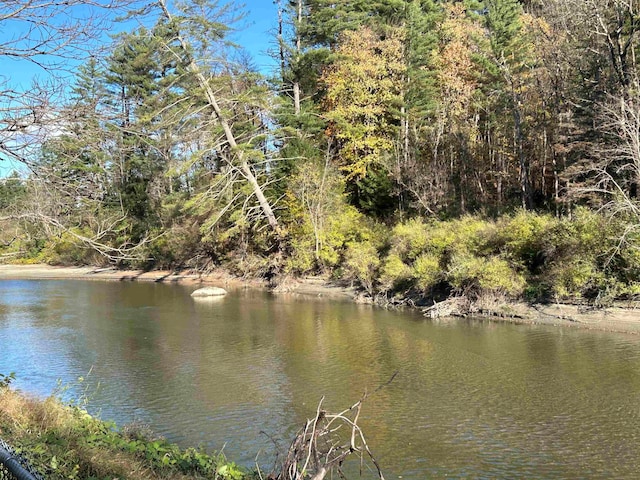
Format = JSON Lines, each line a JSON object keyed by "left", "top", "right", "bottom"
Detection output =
{"left": 1, "top": 280, "right": 640, "bottom": 478}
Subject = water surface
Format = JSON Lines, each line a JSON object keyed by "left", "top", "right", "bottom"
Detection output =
{"left": 1, "top": 279, "right": 640, "bottom": 478}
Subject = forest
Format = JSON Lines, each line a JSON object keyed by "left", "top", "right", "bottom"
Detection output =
{"left": 2, "top": 0, "right": 640, "bottom": 307}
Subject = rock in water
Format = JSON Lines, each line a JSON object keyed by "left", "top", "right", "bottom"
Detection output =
{"left": 191, "top": 286, "right": 227, "bottom": 297}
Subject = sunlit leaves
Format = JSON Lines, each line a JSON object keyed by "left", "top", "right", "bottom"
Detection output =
{"left": 322, "top": 26, "right": 405, "bottom": 180}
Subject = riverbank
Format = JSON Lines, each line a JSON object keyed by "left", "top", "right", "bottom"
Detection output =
{"left": 0, "top": 381, "right": 247, "bottom": 480}
{"left": 2, "top": 264, "right": 640, "bottom": 334}
{"left": 0, "top": 264, "right": 360, "bottom": 299}
{"left": 0, "top": 264, "right": 248, "bottom": 285}
{"left": 440, "top": 296, "right": 640, "bottom": 334}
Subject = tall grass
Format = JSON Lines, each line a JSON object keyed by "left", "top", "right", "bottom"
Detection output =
{"left": 0, "top": 383, "right": 246, "bottom": 480}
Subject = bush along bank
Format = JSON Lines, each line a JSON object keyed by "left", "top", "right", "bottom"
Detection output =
{"left": 0, "top": 375, "right": 387, "bottom": 480}
{"left": 282, "top": 208, "right": 640, "bottom": 315}
{"left": 0, "top": 376, "right": 247, "bottom": 480}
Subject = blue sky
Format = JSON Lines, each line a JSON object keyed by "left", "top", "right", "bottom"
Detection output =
{"left": 235, "top": 0, "right": 280, "bottom": 73}
{"left": 0, "top": 0, "right": 280, "bottom": 177}
{"left": 4, "top": 1, "right": 279, "bottom": 85}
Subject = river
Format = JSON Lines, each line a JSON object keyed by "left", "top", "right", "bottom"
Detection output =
{"left": 1, "top": 279, "right": 640, "bottom": 478}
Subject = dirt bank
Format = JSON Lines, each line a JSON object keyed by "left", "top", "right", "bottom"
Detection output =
{"left": 469, "top": 300, "right": 640, "bottom": 334}
{"left": 1, "top": 264, "right": 640, "bottom": 334}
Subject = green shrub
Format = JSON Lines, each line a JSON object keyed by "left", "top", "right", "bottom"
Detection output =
{"left": 282, "top": 159, "right": 385, "bottom": 273}
{"left": 388, "top": 218, "right": 431, "bottom": 261}
{"left": 38, "top": 229, "right": 98, "bottom": 266}
{"left": 138, "top": 224, "right": 203, "bottom": 269}
{"left": 544, "top": 210, "right": 601, "bottom": 261}
{"left": 490, "top": 210, "right": 558, "bottom": 270}
{"left": 286, "top": 235, "right": 317, "bottom": 273}
{"left": 444, "top": 216, "right": 490, "bottom": 256}
{"left": 0, "top": 372, "right": 15, "bottom": 389}
{"left": 617, "top": 241, "right": 640, "bottom": 284}
{"left": 548, "top": 259, "right": 604, "bottom": 300}
{"left": 388, "top": 216, "right": 489, "bottom": 263}
{"left": 384, "top": 216, "right": 521, "bottom": 297}
{"left": 448, "top": 253, "right": 525, "bottom": 297}
{"left": 530, "top": 209, "right": 621, "bottom": 300}
{"left": 501, "top": 211, "right": 557, "bottom": 251}
{"left": 378, "top": 253, "right": 414, "bottom": 292}
{"left": 0, "top": 386, "right": 250, "bottom": 480}
{"left": 282, "top": 190, "right": 318, "bottom": 274}
{"left": 343, "top": 240, "right": 381, "bottom": 295}
{"left": 298, "top": 206, "right": 380, "bottom": 273}
{"left": 569, "top": 207, "right": 611, "bottom": 252}
{"left": 413, "top": 252, "right": 442, "bottom": 291}
{"left": 284, "top": 187, "right": 382, "bottom": 274}
{"left": 318, "top": 205, "right": 363, "bottom": 267}
{"left": 616, "top": 281, "right": 640, "bottom": 298}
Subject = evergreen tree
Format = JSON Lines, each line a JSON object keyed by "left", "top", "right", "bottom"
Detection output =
{"left": 153, "top": 0, "right": 283, "bottom": 242}
{"left": 271, "top": 0, "right": 327, "bottom": 206}
{"left": 395, "top": 0, "right": 443, "bottom": 214}
{"left": 483, "top": 0, "right": 535, "bottom": 209}
{"left": 37, "top": 58, "right": 112, "bottom": 208}
{"left": 103, "top": 26, "right": 180, "bottom": 234}
{"left": 0, "top": 172, "right": 26, "bottom": 210}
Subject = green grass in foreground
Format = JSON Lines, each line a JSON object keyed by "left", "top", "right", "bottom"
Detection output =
{"left": 0, "top": 378, "right": 248, "bottom": 480}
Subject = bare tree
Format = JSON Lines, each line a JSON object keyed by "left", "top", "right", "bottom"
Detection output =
{"left": 0, "top": 0, "right": 142, "bottom": 151}
{"left": 0, "top": 0, "right": 154, "bottom": 262}
{"left": 552, "top": 0, "right": 640, "bottom": 90}
{"left": 575, "top": 88, "right": 640, "bottom": 216}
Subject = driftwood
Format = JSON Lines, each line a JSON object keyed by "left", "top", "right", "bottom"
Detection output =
{"left": 262, "top": 373, "right": 397, "bottom": 480}
{"left": 422, "top": 297, "right": 471, "bottom": 318}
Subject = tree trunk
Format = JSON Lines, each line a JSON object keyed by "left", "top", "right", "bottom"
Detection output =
{"left": 513, "top": 101, "right": 531, "bottom": 209}
{"left": 277, "top": 0, "right": 286, "bottom": 79}
{"left": 293, "top": 0, "right": 302, "bottom": 116}
{"left": 293, "top": 82, "right": 301, "bottom": 116}
{"left": 157, "top": 0, "right": 281, "bottom": 234}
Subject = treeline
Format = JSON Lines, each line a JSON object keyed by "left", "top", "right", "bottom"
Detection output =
{"left": 2, "top": 0, "right": 640, "bottom": 303}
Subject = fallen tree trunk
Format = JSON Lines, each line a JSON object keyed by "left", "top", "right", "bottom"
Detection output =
{"left": 156, "top": 0, "right": 282, "bottom": 237}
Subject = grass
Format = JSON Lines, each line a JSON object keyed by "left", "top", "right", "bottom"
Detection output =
{"left": 0, "top": 382, "right": 247, "bottom": 480}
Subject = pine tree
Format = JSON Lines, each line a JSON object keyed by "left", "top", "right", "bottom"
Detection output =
{"left": 37, "top": 58, "right": 111, "bottom": 206}
{"left": 154, "top": 0, "right": 283, "bottom": 238}
{"left": 395, "top": 0, "right": 443, "bottom": 213}
{"left": 103, "top": 26, "right": 180, "bottom": 234}
{"left": 272, "top": 0, "right": 328, "bottom": 199}
{"left": 0, "top": 172, "right": 26, "bottom": 210}
{"left": 483, "top": 0, "right": 535, "bottom": 209}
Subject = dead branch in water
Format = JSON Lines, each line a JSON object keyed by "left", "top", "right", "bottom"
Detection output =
{"left": 264, "top": 372, "right": 397, "bottom": 480}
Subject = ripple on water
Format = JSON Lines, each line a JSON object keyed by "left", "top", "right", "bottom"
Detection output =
{"left": 3, "top": 282, "right": 640, "bottom": 478}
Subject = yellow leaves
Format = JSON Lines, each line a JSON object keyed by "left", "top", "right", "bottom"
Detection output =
{"left": 523, "top": 13, "right": 551, "bottom": 38}
{"left": 321, "top": 26, "right": 406, "bottom": 180}
{"left": 434, "top": 3, "right": 483, "bottom": 121}
{"left": 522, "top": 13, "right": 564, "bottom": 85}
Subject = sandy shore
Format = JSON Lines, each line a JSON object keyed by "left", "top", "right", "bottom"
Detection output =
{"left": 0, "top": 264, "right": 357, "bottom": 298}
{"left": 1, "top": 264, "right": 640, "bottom": 333}
{"left": 0, "top": 264, "right": 225, "bottom": 284}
